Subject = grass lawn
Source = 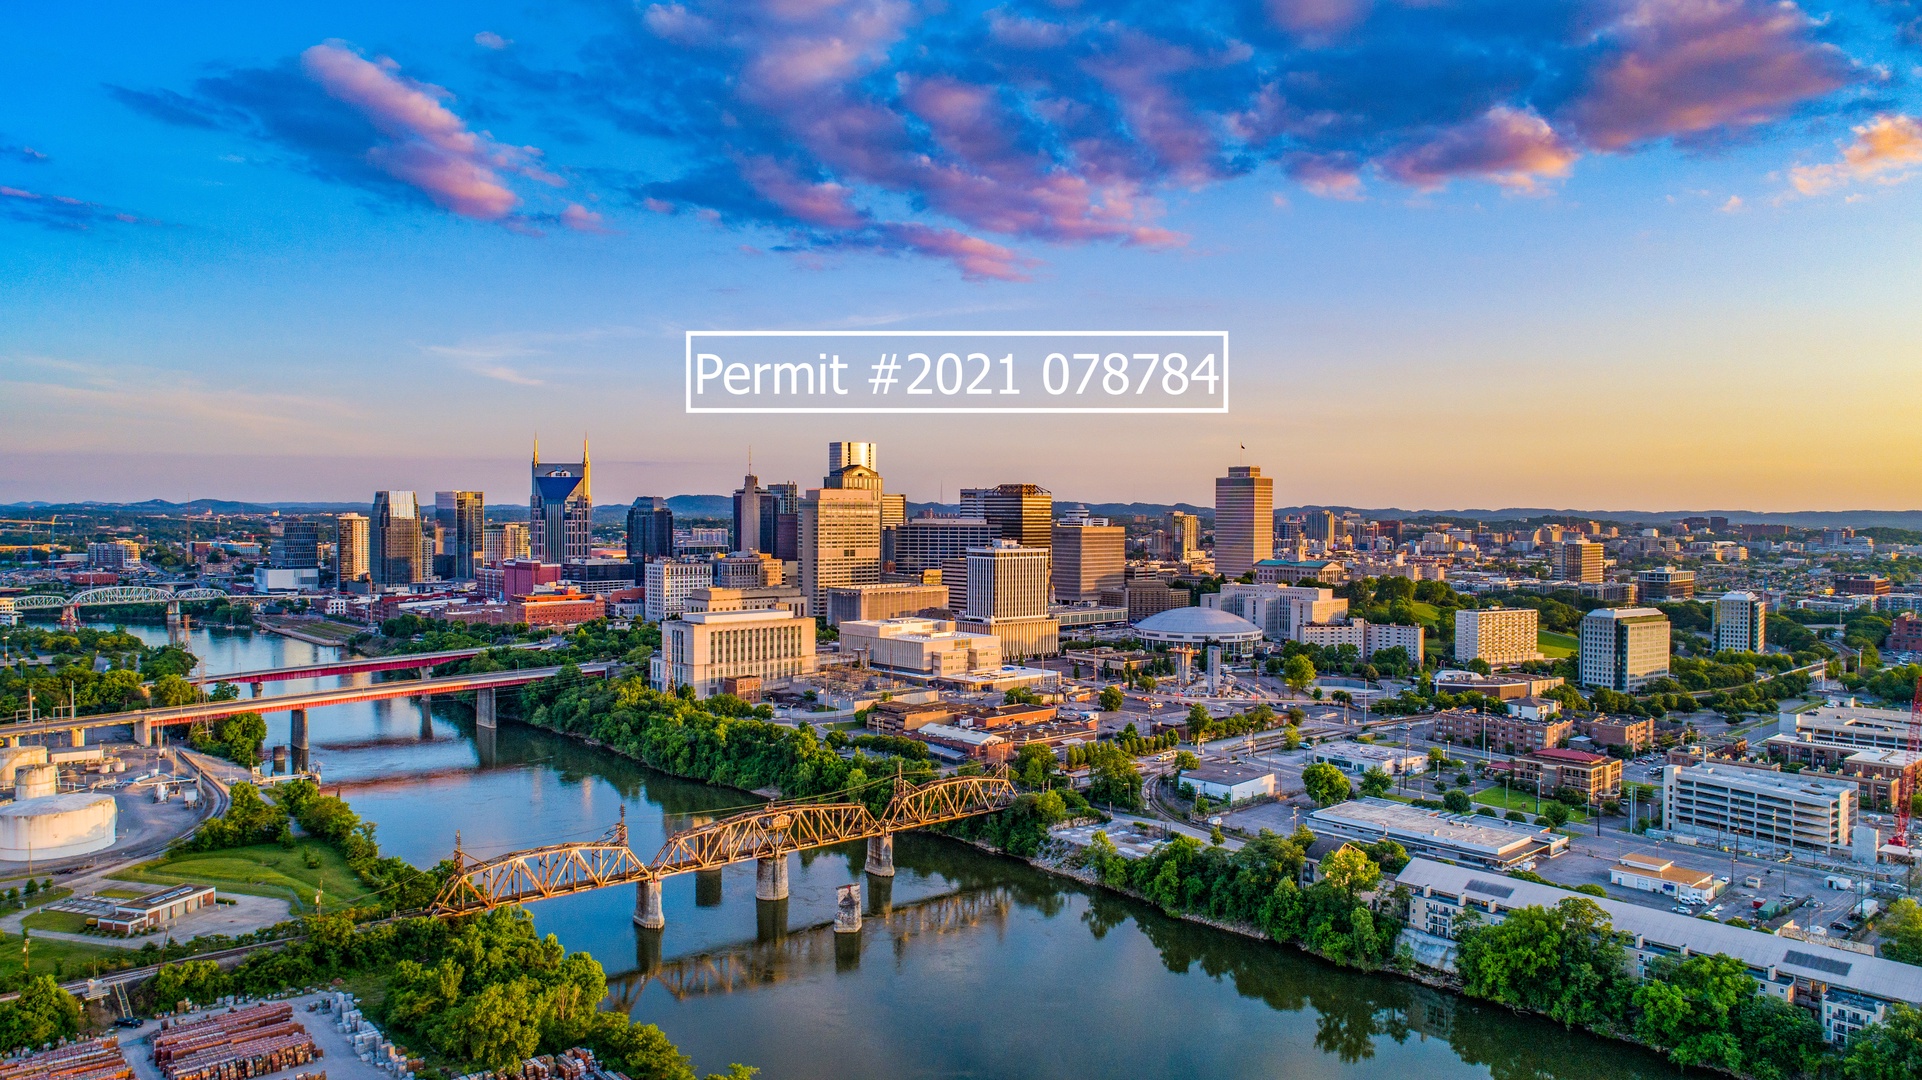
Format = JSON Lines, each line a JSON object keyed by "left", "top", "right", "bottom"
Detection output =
{"left": 21, "top": 908, "right": 94, "bottom": 934}
{"left": 111, "top": 840, "right": 374, "bottom": 914}
{"left": 0, "top": 932, "right": 135, "bottom": 981}
{"left": 0, "top": 886, "right": 73, "bottom": 916}
{"left": 97, "top": 887, "right": 147, "bottom": 899}
{"left": 1537, "top": 630, "right": 1578, "bottom": 658}
{"left": 1471, "top": 785, "right": 1589, "bottom": 822}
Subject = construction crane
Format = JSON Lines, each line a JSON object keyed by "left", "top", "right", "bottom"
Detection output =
{"left": 1895, "top": 674, "right": 1922, "bottom": 851}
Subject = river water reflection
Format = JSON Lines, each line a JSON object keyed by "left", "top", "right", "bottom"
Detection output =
{"left": 112, "top": 623, "right": 1668, "bottom": 1080}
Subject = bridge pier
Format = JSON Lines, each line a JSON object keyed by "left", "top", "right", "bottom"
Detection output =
{"left": 419, "top": 696, "right": 434, "bottom": 737}
{"left": 134, "top": 719, "right": 151, "bottom": 748}
{"left": 69, "top": 728, "right": 84, "bottom": 748}
{"left": 250, "top": 682, "right": 263, "bottom": 699}
{"left": 834, "top": 883, "right": 862, "bottom": 934}
{"left": 865, "top": 833, "right": 895, "bottom": 877}
{"left": 633, "top": 879, "right": 665, "bottom": 929}
{"left": 290, "top": 708, "right": 309, "bottom": 772}
{"left": 755, "top": 854, "right": 790, "bottom": 901}
{"left": 474, "top": 687, "right": 496, "bottom": 730}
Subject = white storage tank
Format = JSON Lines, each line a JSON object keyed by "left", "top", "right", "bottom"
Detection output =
{"left": 0, "top": 746, "right": 49, "bottom": 787}
{"left": 14, "top": 764, "right": 58, "bottom": 801}
{"left": 0, "top": 793, "right": 117, "bottom": 860}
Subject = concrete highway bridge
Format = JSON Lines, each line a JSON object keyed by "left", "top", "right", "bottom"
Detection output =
{"left": 192, "top": 646, "right": 520, "bottom": 692}
{"left": 430, "top": 771, "right": 1015, "bottom": 929}
{"left": 0, "top": 662, "right": 612, "bottom": 770}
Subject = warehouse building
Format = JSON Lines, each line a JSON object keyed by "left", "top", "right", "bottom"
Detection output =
{"left": 1308, "top": 797, "right": 1568, "bottom": 870}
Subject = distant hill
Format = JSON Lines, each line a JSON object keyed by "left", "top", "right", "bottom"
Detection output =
{"left": 8, "top": 498, "right": 1921, "bottom": 531}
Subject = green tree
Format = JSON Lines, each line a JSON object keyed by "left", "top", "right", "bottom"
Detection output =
{"left": 151, "top": 673, "right": 200, "bottom": 707}
{"left": 1319, "top": 844, "right": 1381, "bottom": 894}
{"left": 1878, "top": 897, "right": 1922, "bottom": 964}
{"left": 1841, "top": 1003, "right": 1922, "bottom": 1080}
{"left": 1280, "top": 725, "right": 1302, "bottom": 750}
{"left": 1173, "top": 750, "right": 1200, "bottom": 771}
{"left": 1634, "top": 953, "right": 1755, "bottom": 1072}
{"left": 1012, "top": 742, "right": 1059, "bottom": 791}
{"left": 1359, "top": 767, "right": 1394, "bottom": 798}
{"left": 1455, "top": 898, "right": 1630, "bottom": 1029}
{"left": 1099, "top": 685, "right": 1125, "bottom": 712}
{"left": 1541, "top": 801, "right": 1571, "bottom": 828}
{"left": 1442, "top": 789, "right": 1472, "bottom": 814}
{"left": 0, "top": 975, "right": 84, "bottom": 1052}
{"left": 1361, "top": 838, "right": 1409, "bottom": 874}
{"left": 1283, "top": 655, "right": 1316, "bottom": 693}
{"left": 1302, "top": 762, "right": 1352, "bottom": 807}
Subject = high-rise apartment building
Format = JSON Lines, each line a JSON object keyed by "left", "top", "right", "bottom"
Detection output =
{"left": 272, "top": 518, "right": 320, "bottom": 570}
{"left": 800, "top": 485, "right": 882, "bottom": 615}
{"left": 625, "top": 497, "right": 674, "bottom": 561}
{"left": 897, "top": 514, "right": 995, "bottom": 573}
{"left": 958, "top": 539, "right": 1058, "bottom": 658}
{"left": 962, "top": 484, "right": 1054, "bottom": 549}
{"left": 1579, "top": 607, "right": 1671, "bottom": 691}
{"left": 1714, "top": 591, "right": 1767, "bottom": 654}
{"left": 1552, "top": 539, "right": 1603, "bottom": 584}
{"left": 483, "top": 522, "right": 530, "bottom": 566}
{"left": 370, "top": 491, "right": 422, "bottom": 588}
{"left": 1213, "top": 465, "right": 1274, "bottom": 578}
{"left": 1454, "top": 607, "right": 1543, "bottom": 667}
{"left": 1165, "top": 511, "right": 1199, "bottom": 560}
{"left": 1303, "top": 509, "right": 1339, "bottom": 545}
{"left": 530, "top": 439, "right": 593, "bottom": 563}
{"left": 1051, "top": 521, "right": 1126, "bottom": 603}
{"left": 732, "top": 472, "right": 764, "bottom": 554}
{"left": 335, "top": 513, "right": 370, "bottom": 584}
{"left": 434, "top": 491, "right": 484, "bottom": 580}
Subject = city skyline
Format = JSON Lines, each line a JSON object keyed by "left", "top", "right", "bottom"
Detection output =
{"left": 6, "top": 2, "right": 1922, "bottom": 508}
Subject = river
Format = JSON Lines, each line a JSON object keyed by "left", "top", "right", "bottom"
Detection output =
{"left": 107, "top": 622, "right": 1669, "bottom": 1080}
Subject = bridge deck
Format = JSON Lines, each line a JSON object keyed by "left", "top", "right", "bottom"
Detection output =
{"left": 0, "top": 662, "right": 612, "bottom": 738}
{"left": 196, "top": 646, "right": 502, "bottom": 684}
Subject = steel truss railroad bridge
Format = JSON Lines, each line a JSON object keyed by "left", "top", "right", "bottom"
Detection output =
{"left": 430, "top": 771, "right": 1015, "bottom": 927}
{"left": 10, "top": 584, "right": 244, "bottom": 636}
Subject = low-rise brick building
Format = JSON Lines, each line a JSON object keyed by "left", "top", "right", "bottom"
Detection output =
{"left": 1431, "top": 710, "right": 1572, "bottom": 754}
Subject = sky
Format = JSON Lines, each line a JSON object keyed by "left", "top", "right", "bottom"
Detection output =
{"left": 4, "top": 0, "right": 1921, "bottom": 512}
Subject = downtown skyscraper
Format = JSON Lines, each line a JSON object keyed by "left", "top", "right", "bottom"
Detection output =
{"left": 1214, "top": 465, "right": 1273, "bottom": 578}
{"left": 531, "top": 438, "right": 592, "bottom": 563}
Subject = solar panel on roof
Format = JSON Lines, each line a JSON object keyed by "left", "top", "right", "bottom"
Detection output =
{"left": 1783, "top": 950, "right": 1852, "bottom": 977}
{"left": 1465, "top": 879, "right": 1515, "bottom": 898}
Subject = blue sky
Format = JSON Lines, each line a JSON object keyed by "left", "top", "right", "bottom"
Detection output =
{"left": 4, "top": 0, "right": 1920, "bottom": 510}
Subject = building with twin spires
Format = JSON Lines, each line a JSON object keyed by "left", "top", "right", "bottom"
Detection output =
{"left": 531, "top": 438, "right": 593, "bottom": 563}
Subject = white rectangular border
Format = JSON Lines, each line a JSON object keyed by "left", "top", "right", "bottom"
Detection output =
{"left": 684, "top": 329, "right": 1230, "bottom": 414}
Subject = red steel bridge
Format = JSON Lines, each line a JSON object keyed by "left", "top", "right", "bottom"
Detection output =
{"left": 191, "top": 646, "right": 524, "bottom": 691}
{"left": 430, "top": 771, "right": 1015, "bottom": 927}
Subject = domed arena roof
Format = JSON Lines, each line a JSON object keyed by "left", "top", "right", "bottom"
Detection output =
{"left": 1134, "top": 606, "right": 1264, "bottom": 642}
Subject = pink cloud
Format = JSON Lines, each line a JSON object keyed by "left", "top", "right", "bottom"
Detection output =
{"left": 560, "top": 203, "right": 610, "bottom": 232}
{"left": 474, "top": 31, "right": 511, "bottom": 50}
{"left": 1790, "top": 114, "right": 1922, "bottom": 196}
{"left": 1569, "top": 0, "right": 1853, "bottom": 151}
{"left": 1384, "top": 107, "right": 1577, "bottom": 191}
{"left": 300, "top": 42, "right": 547, "bottom": 220}
{"left": 1265, "top": 0, "right": 1373, "bottom": 37}
{"left": 1288, "top": 155, "right": 1365, "bottom": 200}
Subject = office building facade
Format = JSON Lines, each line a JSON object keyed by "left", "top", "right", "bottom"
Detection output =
{"left": 272, "top": 519, "right": 320, "bottom": 570}
{"left": 732, "top": 472, "right": 764, "bottom": 554}
{"left": 1213, "top": 466, "right": 1274, "bottom": 578}
{"left": 1579, "top": 607, "right": 1671, "bottom": 691}
{"left": 962, "top": 484, "right": 1054, "bottom": 549}
{"left": 1637, "top": 566, "right": 1696, "bottom": 601}
{"left": 1552, "top": 538, "right": 1603, "bottom": 583}
{"left": 897, "top": 515, "right": 995, "bottom": 573}
{"left": 1714, "top": 590, "right": 1767, "bottom": 654}
{"left": 824, "top": 583, "right": 950, "bottom": 626}
{"left": 433, "top": 491, "right": 484, "bottom": 580}
{"left": 959, "top": 539, "right": 1058, "bottom": 658}
{"left": 625, "top": 497, "right": 675, "bottom": 561}
{"left": 654, "top": 607, "right": 816, "bottom": 698}
{"left": 1454, "top": 607, "right": 1543, "bottom": 666}
{"left": 1050, "top": 521, "right": 1125, "bottom": 603}
{"left": 1165, "top": 511, "right": 1199, "bottom": 560}
{"left": 530, "top": 440, "right": 593, "bottom": 563}
{"left": 483, "top": 521, "right": 530, "bottom": 566}
{"left": 1212, "top": 583, "right": 1347, "bottom": 642}
{"left": 800, "top": 485, "right": 883, "bottom": 615}
{"left": 370, "top": 490, "right": 422, "bottom": 588}
{"left": 645, "top": 558, "right": 715, "bottom": 622}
